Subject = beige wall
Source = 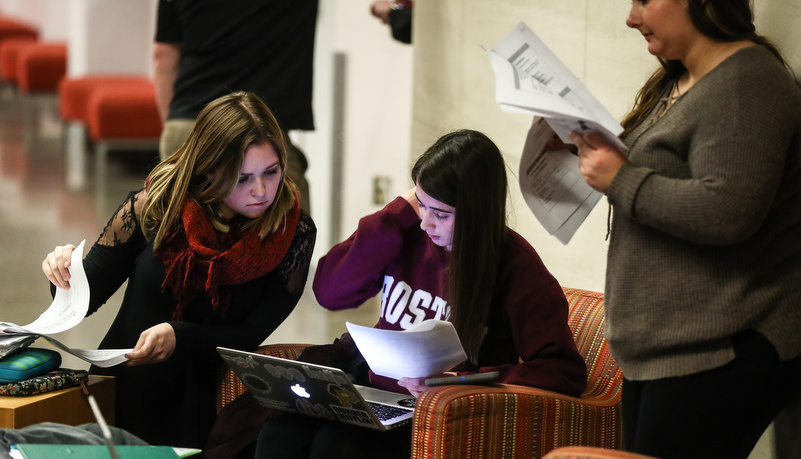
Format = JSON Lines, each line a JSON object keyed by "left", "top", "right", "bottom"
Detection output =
{"left": 411, "top": 0, "right": 801, "bottom": 293}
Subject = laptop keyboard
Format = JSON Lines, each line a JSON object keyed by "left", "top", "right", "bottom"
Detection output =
{"left": 367, "top": 402, "right": 412, "bottom": 421}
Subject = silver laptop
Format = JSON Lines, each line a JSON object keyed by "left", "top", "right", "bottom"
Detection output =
{"left": 217, "top": 347, "right": 416, "bottom": 431}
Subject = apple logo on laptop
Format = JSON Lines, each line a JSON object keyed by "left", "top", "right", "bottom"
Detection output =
{"left": 291, "top": 383, "right": 311, "bottom": 398}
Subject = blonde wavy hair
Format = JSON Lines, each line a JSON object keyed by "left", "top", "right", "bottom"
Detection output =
{"left": 141, "top": 91, "right": 297, "bottom": 248}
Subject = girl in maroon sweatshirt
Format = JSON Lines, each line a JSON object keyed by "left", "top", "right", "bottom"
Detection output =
{"left": 256, "top": 129, "right": 586, "bottom": 459}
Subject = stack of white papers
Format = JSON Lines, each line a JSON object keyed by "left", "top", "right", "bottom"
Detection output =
{"left": 486, "top": 22, "right": 622, "bottom": 244}
{"left": 345, "top": 320, "right": 467, "bottom": 380}
{"left": 0, "top": 335, "right": 37, "bottom": 358}
{"left": 0, "top": 240, "right": 132, "bottom": 367}
{"left": 518, "top": 117, "right": 604, "bottom": 244}
{"left": 487, "top": 22, "right": 625, "bottom": 151}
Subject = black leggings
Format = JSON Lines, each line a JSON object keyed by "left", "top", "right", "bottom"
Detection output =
{"left": 254, "top": 414, "right": 411, "bottom": 459}
{"left": 622, "top": 331, "right": 801, "bottom": 459}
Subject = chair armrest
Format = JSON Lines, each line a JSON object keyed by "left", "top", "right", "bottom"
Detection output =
{"left": 217, "top": 343, "right": 313, "bottom": 412}
{"left": 411, "top": 383, "right": 623, "bottom": 458}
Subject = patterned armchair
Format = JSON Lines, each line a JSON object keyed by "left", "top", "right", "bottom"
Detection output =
{"left": 409, "top": 287, "right": 623, "bottom": 458}
{"left": 217, "top": 287, "right": 623, "bottom": 458}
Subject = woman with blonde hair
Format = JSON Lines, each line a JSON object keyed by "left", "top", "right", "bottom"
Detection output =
{"left": 42, "top": 91, "right": 316, "bottom": 448}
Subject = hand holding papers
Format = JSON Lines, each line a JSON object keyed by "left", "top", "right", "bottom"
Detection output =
{"left": 0, "top": 241, "right": 132, "bottom": 367}
{"left": 1, "top": 240, "right": 91, "bottom": 335}
{"left": 345, "top": 320, "right": 467, "bottom": 380}
{"left": 487, "top": 22, "right": 625, "bottom": 152}
{"left": 40, "top": 336, "right": 131, "bottom": 368}
{"left": 520, "top": 118, "right": 604, "bottom": 244}
{"left": 487, "top": 22, "right": 618, "bottom": 244}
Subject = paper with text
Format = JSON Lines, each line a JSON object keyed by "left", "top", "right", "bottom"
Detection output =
{"left": 345, "top": 320, "right": 467, "bottom": 380}
{"left": 1, "top": 240, "right": 90, "bottom": 335}
{"left": 520, "top": 117, "right": 604, "bottom": 244}
{"left": 487, "top": 22, "right": 626, "bottom": 152}
{"left": 42, "top": 335, "right": 132, "bottom": 368}
{"left": 0, "top": 240, "right": 131, "bottom": 367}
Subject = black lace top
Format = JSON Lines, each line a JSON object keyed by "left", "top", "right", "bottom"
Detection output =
{"left": 83, "top": 189, "right": 316, "bottom": 447}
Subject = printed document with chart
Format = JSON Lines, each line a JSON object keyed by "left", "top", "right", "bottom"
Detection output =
{"left": 486, "top": 22, "right": 624, "bottom": 243}
{"left": 0, "top": 240, "right": 132, "bottom": 367}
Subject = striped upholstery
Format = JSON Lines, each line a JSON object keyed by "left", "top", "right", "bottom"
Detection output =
{"left": 216, "top": 343, "right": 312, "bottom": 413}
{"left": 410, "top": 287, "right": 623, "bottom": 458}
{"left": 215, "top": 288, "right": 623, "bottom": 458}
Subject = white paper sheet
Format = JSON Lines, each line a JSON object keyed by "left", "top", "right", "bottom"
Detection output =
{"left": 1, "top": 240, "right": 90, "bottom": 335}
{"left": 487, "top": 22, "right": 626, "bottom": 152}
{"left": 0, "top": 240, "right": 131, "bottom": 367}
{"left": 345, "top": 320, "right": 467, "bottom": 380}
{"left": 519, "top": 117, "right": 604, "bottom": 244}
{"left": 42, "top": 335, "right": 132, "bottom": 368}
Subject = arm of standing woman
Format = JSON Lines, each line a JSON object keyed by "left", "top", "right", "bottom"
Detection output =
{"left": 600, "top": 57, "right": 799, "bottom": 245}
{"left": 569, "top": 130, "right": 628, "bottom": 194}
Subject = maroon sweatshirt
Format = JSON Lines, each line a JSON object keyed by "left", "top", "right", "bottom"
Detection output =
{"left": 313, "top": 197, "right": 587, "bottom": 397}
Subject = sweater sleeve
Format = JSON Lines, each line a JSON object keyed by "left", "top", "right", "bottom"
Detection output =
{"left": 313, "top": 197, "right": 421, "bottom": 310}
{"left": 155, "top": 0, "right": 181, "bottom": 43}
{"left": 80, "top": 191, "right": 149, "bottom": 316}
{"left": 459, "top": 234, "right": 587, "bottom": 398}
{"left": 607, "top": 52, "right": 798, "bottom": 246}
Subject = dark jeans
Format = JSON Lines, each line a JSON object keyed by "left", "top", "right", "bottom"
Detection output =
{"left": 622, "top": 331, "right": 801, "bottom": 459}
{"left": 773, "top": 390, "right": 801, "bottom": 459}
{"left": 255, "top": 414, "right": 411, "bottom": 459}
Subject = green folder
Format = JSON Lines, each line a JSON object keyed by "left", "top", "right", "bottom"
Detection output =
{"left": 14, "top": 444, "right": 182, "bottom": 458}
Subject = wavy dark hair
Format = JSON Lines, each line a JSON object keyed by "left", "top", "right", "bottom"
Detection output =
{"left": 621, "top": 0, "right": 787, "bottom": 138}
{"left": 411, "top": 129, "right": 508, "bottom": 364}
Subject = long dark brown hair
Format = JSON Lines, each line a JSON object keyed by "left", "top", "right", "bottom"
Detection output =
{"left": 620, "top": 0, "right": 787, "bottom": 138}
{"left": 411, "top": 130, "right": 508, "bottom": 364}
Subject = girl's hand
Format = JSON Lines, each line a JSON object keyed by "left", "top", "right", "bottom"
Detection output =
{"left": 398, "top": 371, "right": 456, "bottom": 398}
{"left": 568, "top": 130, "right": 627, "bottom": 193}
{"left": 397, "top": 376, "right": 429, "bottom": 398}
{"left": 42, "top": 244, "right": 76, "bottom": 290}
{"left": 402, "top": 187, "right": 419, "bottom": 215}
{"left": 125, "top": 323, "right": 177, "bottom": 366}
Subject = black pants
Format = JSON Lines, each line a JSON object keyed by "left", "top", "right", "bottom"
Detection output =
{"left": 255, "top": 414, "right": 411, "bottom": 459}
{"left": 773, "top": 389, "right": 801, "bottom": 459}
{"left": 622, "top": 331, "right": 801, "bottom": 459}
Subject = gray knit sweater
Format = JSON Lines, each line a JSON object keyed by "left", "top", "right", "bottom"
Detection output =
{"left": 605, "top": 45, "right": 801, "bottom": 380}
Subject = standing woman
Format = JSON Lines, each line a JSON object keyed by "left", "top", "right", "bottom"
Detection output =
{"left": 41, "top": 92, "right": 316, "bottom": 448}
{"left": 256, "top": 129, "right": 587, "bottom": 458}
{"left": 568, "top": 1, "right": 801, "bottom": 457}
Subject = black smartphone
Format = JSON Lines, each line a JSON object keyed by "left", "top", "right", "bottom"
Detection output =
{"left": 424, "top": 371, "right": 501, "bottom": 387}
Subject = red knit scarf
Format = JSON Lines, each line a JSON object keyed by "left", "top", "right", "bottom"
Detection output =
{"left": 155, "top": 193, "right": 300, "bottom": 320}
